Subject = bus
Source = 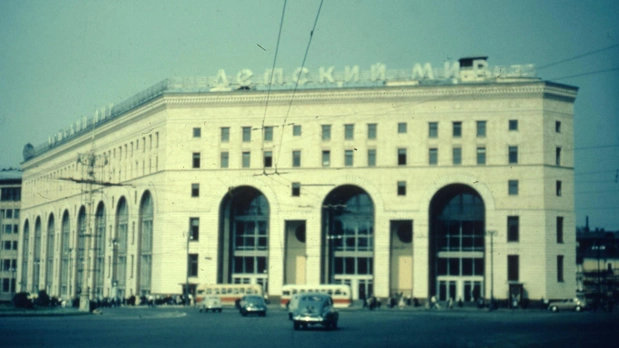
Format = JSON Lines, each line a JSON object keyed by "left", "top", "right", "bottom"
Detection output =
{"left": 281, "top": 284, "right": 352, "bottom": 308}
{"left": 195, "top": 284, "right": 263, "bottom": 306}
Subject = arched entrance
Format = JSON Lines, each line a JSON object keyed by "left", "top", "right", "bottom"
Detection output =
{"left": 219, "top": 187, "right": 269, "bottom": 293}
{"left": 322, "top": 185, "right": 374, "bottom": 300}
{"left": 429, "top": 184, "right": 485, "bottom": 303}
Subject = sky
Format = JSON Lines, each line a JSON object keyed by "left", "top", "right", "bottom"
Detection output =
{"left": 0, "top": 0, "right": 618, "bottom": 230}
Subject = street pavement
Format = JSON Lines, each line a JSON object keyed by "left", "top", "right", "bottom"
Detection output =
{"left": 1, "top": 305, "right": 617, "bottom": 347}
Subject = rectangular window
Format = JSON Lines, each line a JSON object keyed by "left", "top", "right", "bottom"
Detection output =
{"left": 345, "top": 124, "right": 354, "bottom": 140}
{"left": 477, "top": 147, "right": 486, "bottom": 165}
{"left": 4, "top": 210, "right": 10, "bottom": 219}
{"left": 507, "top": 216, "right": 519, "bottom": 242}
{"left": 189, "top": 218, "right": 199, "bottom": 241}
{"left": 429, "top": 148, "right": 438, "bottom": 165}
{"left": 397, "top": 181, "right": 406, "bottom": 196}
{"left": 476, "top": 121, "right": 486, "bottom": 137}
{"left": 429, "top": 122, "right": 438, "bottom": 138}
{"left": 509, "top": 120, "right": 518, "bottom": 131}
{"left": 242, "top": 127, "right": 251, "bottom": 142}
{"left": 191, "top": 183, "right": 200, "bottom": 197}
{"left": 242, "top": 152, "right": 251, "bottom": 168}
{"left": 292, "top": 150, "right": 301, "bottom": 167}
{"left": 221, "top": 127, "right": 230, "bottom": 142}
{"left": 556, "top": 147, "right": 561, "bottom": 166}
{"left": 367, "top": 123, "right": 377, "bottom": 140}
{"left": 555, "top": 121, "right": 561, "bottom": 133}
{"left": 322, "top": 150, "right": 330, "bottom": 167}
{"left": 398, "top": 122, "right": 407, "bottom": 134}
{"left": 322, "top": 125, "right": 331, "bottom": 141}
{"left": 3, "top": 241, "right": 10, "bottom": 250}
{"left": 508, "top": 180, "right": 519, "bottom": 195}
{"left": 452, "top": 147, "right": 462, "bottom": 165}
{"left": 556, "top": 217, "right": 564, "bottom": 243}
{"left": 508, "top": 146, "right": 518, "bottom": 164}
{"left": 367, "top": 149, "right": 376, "bottom": 167}
{"left": 192, "top": 153, "right": 201, "bottom": 168}
{"left": 345, "top": 150, "right": 354, "bottom": 167}
{"left": 398, "top": 148, "right": 407, "bottom": 166}
{"left": 556, "top": 181, "right": 562, "bottom": 196}
{"left": 264, "top": 126, "right": 273, "bottom": 141}
{"left": 193, "top": 127, "right": 201, "bottom": 138}
{"left": 264, "top": 151, "right": 273, "bottom": 168}
{"left": 507, "top": 255, "right": 519, "bottom": 281}
{"left": 452, "top": 122, "right": 462, "bottom": 138}
{"left": 293, "top": 125, "right": 302, "bottom": 136}
{"left": 292, "top": 182, "right": 300, "bottom": 197}
{"left": 557, "top": 255, "right": 564, "bottom": 282}
{"left": 188, "top": 254, "right": 198, "bottom": 277}
{"left": 221, "top": 152, "right": 229, "bottom": 168}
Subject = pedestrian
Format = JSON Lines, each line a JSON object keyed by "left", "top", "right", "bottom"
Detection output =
{"left": 431, "top": 295, "right": 440, "bottom": 309}
{"left": 448, "top": 297, "right": 454, "bottom": 309}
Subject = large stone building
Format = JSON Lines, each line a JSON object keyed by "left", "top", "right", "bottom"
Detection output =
{"left": 0, "top": 168, "right": 21, "bottom": 302}
{"left": 17, "top": 57, "right": 578, "bottom": 304}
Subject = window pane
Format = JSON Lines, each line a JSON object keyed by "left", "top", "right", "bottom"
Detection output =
{"left": 476, "top": 121, "right": 486, "bottom": 137}
{"left": 242, "top": 127, "right": 251, "bottom": 142}
{"left": 322, "top": 125, "right": 331, "bottom": 140}
{"left": 221, "top": 152, "right": 229, "bottom": 168}
{"left": 345, "top": 150, "right": 353, "bottom": 166}
{"left": 429, "top": 148, "right": 438, "bottom": 165}
{"left": 292, "top": 150, "right": 301, "bottom": 167}
{"left": 398, "top": 148, "right": 407, "bottom": 166}
{"left": 264, "top": 126, "right": 273, "bottom": 141}
{"left": 508, "top": 180, "right": 518, "bottom": 195}
{"left": 293, "top": 125, "right": 302, "bottom": 136}
{"left": 398, "top": 122, "right": 407, "bottom": 134}
{"left": 477, "top": 147, "right": 486, "bottom": 165}
{"left": 193, "top": 127, "right": 201, "bottom": 138}
{"left": 345, "top": 124, "right": 354, "bottom": 140}
{"left": 452, "top": 122, "right": 462, "bottom": 137}
{"left": 322, "top": 150, "right": 330, "bottom": 167}
{"left": 367, "top": 149, "right": 376, "bottom": 167}
{"left": 453, "top": 147, "right": 462, "bottom": 165}
{"left": 429, "top": 122, "right": 438, "bottom": 138}
{"left": 221, "top": 127, "right": 230, "bottom": 142}
{"left": 368, "top": 124, "right": 377, "bottom": 139}
{"left": 509, "top": 146, "right": 518, "bottom": 164}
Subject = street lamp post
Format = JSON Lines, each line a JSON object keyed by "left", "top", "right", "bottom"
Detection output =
{"left": 185, "top": 231, "right": 193, "bottom": 306}
{"left": 487, "top": 230, "right": 497, "bottom": 310}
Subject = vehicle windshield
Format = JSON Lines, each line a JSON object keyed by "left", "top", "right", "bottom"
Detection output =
{"left": 245, "top": 296, "right": 263, "bottom": 304}
{"left": 297, "top": 295, "right": 328, "bottom": 310}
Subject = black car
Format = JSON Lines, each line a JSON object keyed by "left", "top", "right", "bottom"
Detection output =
{"left": 239, "top": 295, "right": 267, "bottom": 317}
{"left": 291, "top": 293, "right": 339, "bottom": 330}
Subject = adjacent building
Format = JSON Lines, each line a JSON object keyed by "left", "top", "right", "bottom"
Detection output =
{"left": 17, "top": 57, "right": 578, "bottom": 304}
{"left": 0, "top": 168, "right": 21, "bottom": 302}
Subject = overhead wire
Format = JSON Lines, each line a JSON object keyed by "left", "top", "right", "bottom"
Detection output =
{"left": 274, "top": 0, "right": 324, "bottom": 173}
{"left": 537, "top": 43, "right": 619, "bottom": 70}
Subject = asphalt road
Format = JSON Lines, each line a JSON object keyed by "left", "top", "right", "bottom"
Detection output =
{"left": 1, "top": 306, "right": 617, "bottom": 348}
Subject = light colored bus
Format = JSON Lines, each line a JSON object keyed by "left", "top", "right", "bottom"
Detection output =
{"left": 281, "top": 284, "right": 352, "bottom": 309}
{"left": 195, "top": 284, "right": 263, "bottom": 306}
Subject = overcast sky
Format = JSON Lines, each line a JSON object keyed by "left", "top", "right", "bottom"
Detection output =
{"left": 1, "top": 0, "right": 618, "bottom": 230}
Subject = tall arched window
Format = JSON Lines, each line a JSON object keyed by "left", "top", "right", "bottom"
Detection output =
{"left": 60, "top": 211, "right": 70, "bottom": 297}
{"left": 138, "top": 191, "right": 153, "bottom": 295}
{"left": 322, "top": 185, "right": 374, "bottom": 300}
{"left": 219, "top": 187, "right": 269, "bottom": 292}
{"left": 33, "top": 217, "right": 42, "bottom": 292}
{"left": 46, "top": 214, "right": 55, "bottom": 295}
{"left": 94, "top": 203, "right": 106, "bottom": 297}
{"left": 21, "top": 220, "right": 30, "bottom": 292}
{"left": 429, "top": 184, "right": 485, "bottom": 302}
{"left": 76, "top": 207, "right": 87, "bottom": 295}
{"left": 113, "top": 198, "right": 129, "bottom": 299}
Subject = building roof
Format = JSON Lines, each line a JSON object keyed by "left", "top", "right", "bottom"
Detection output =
{"left": 0, "top": 168, "right": 22, "bottom": 182}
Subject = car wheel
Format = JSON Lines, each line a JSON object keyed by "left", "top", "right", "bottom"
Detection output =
{"left": 332, "top": 321, "right": 338, "bottom": 330}
{"left": 219, "top": 309, "right": 223, "bottom": 313}
{"left": 241, "top": 310, "right": 247, "bottom": 316}
{"left": 575, "top": 306, "right": 582, "bottom": 312}
{"left": 551, "top": 306, "right": 558, "bottom": 312}
{"left": 293, "top": 321, "right": 300, "bottom": 330}
{"left": 199, "top": 309, "right": 203, "bottom": 313}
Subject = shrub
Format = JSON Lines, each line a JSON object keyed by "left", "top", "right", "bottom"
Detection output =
{"left": 36, "top": 290, "right": 51, "bottom": 307}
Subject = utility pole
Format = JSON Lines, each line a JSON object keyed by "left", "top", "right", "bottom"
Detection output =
{"left": 487, "top": 230, "right": 497, "bottom": 310}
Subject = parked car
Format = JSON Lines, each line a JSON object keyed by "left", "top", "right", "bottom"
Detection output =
{"left": 199, "top": 295, "right": 222, "bottom": 313}
{"left": 548, "top": 298, "right": 586, "bottom": 312}
{"left": 291, "top": 293, "right": 339, "bottom": 330}
{"left": 239, "top": 295, "right": 267, "bottom": 317}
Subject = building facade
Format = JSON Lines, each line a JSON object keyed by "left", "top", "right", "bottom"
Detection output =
{"left": 0, "top": 169, "right": 21, "bottom": 302}
{"left": 18, "top": 57, "right": 578, "bottom": 304}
